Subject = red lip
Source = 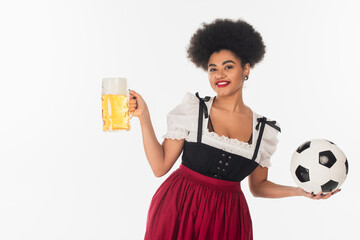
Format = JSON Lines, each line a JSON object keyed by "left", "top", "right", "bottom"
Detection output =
{"left": 216, "top": 81, "right": 230, "bottom": 87}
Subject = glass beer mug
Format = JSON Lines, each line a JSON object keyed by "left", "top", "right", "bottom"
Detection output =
{"left": 102, "top": 77, "right": 132, "bottom": 131}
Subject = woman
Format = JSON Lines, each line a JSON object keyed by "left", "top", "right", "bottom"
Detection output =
{"left": 128, "top": 19, "right": 340, "bottom": 240}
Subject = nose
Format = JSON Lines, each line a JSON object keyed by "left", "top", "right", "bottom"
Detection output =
{"left": 215, "top": 69, "right": 225, "bottom": 79}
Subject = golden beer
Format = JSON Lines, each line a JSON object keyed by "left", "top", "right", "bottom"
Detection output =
{"left": 102, "top": 94, "right": 130, "bottom": 131}
{"left": 102, "top": 77, "right": 130, "bottom": 132}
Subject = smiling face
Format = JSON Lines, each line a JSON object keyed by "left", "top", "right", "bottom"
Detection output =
{"left": 208, "top": 49, "right": 250, "bottom": 97}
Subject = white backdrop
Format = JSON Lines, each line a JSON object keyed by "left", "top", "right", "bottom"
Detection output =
{"left": 0, "top": 0, "right": 359, "bottom": 239}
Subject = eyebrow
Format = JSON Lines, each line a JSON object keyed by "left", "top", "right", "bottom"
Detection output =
{"left": 208, "top": 60, "right": 236, "bottom": 67}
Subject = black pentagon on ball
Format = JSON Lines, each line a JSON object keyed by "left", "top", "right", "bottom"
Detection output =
{"left": 326, "top": 139, "right": 335, "bottom": 145}
{"left": 295, "top": 165, "right": 310, "bottom": 182}
{"left": 296, "top": 141, "right": 311, "bottom": 153}
{"left": 345, "top": 159, "right": 349, "bottom": 175}
{"left": 321, "top": 180, "right": 338, "bottom": 192}
{"left": 319, "top": 150, "right": 337, "bottom": 168}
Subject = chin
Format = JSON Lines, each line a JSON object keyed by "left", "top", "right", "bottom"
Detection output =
{"left": 216, "top": 89, "right": 241, "bottom": 97}
{"left": 215, "top": 90, "right": 230, "bottom": 97}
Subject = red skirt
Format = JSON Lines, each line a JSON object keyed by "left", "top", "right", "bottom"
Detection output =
{"left": 145, "top": 164, "right": 253, "bottom": 240}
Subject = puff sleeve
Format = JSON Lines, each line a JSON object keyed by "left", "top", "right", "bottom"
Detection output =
{"left": 162, "top": 92, "right": 199, "bottom": 140}
{"left": 258, "top": 120, "right": 281, "bottom": 168}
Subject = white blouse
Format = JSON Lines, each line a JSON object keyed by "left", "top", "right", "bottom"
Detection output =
{"left": 162, "top": 92, "right": 280, "bottom": 168}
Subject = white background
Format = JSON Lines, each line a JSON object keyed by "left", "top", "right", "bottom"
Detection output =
{"left": 0, "top": 0, "right": 359, "bottom": 239}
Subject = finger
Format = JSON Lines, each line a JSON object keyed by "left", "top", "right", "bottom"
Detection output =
{"left": 129, "top": 107, "right": 136, "bottom": 113}
{"left": 308, "top": 192, "right": 316, "bottom": 199}
{"left": 129, "top": 102, "right": 137, "bottom": 107}
{"left": 322, "top": 192, "right": 332, "bottom": 199}
{"left": 129, "top": 94, "right": 137, "bottom": 100}
{"left": 129, "top": 102, "right": 137, "bottom": 108}
{"left": 308, "top": 192, "right": 315, "bottom": 199}
{"left": 314, "top": 192, "right": 322, "bottom": 200}
{"left": 128, "top": 90, "right": 137, "bottom": 100}
{"left": 331, "top": 189, "right": 341, "bottom": 195}
{"left": 128, "top": 89, "right": 140, "bottom": 99}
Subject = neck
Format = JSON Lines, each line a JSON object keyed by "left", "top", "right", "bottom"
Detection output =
{"left": 214, "top": 90, "right": 247, "bottom": 113}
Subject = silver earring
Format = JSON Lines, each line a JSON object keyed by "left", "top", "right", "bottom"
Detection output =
{"left": 244, "top": 75, "right": 248, "bottom": 80}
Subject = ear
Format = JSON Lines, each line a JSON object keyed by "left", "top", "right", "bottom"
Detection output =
{"left": 244, "top": 63, "right": 251, "bottom": 76}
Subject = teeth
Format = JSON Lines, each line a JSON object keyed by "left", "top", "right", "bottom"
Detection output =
{"left": 217, "top": 82, "right": 229, "bottom": 85}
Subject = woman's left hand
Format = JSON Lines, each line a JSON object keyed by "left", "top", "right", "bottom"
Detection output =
{"left": 296, "top": 187, "right": 341, "bottom": 200}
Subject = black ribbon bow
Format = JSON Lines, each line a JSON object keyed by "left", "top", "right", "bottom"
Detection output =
{"left": 255, "top": 117, "right": 281, "bottom": 133}
{"left": 195, "top": 92, "right": 211, "bottom": 119}
{"left": 195, "top": 92, "right": 211, "bottom": 143}
{"left": 252, "top": 117, "right": 281, "bottom": 161}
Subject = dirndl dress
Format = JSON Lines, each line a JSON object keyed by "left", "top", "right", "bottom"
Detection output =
{"left": 145, "top": 92, "right": 281, "bottom": 240}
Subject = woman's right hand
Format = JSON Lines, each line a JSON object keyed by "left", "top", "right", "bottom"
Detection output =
{"left": 296, "top": 187, "right": 341, "bottom": 200}
{"left": 128, "top": 90, "right": 149, "bottom": 119}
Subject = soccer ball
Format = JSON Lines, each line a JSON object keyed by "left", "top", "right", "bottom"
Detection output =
{"left": 290, "top": 139, "right": 348, "bottom": 194}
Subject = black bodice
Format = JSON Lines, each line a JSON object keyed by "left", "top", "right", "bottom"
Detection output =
{"left": 182, "top": 141, "right": 259, "bottom": 182}
{"left": 181, "top": 92, "right": 281, "bottom": 182}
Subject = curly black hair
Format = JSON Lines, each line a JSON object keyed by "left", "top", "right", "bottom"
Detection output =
{"left": 187, "top": 18, "right": 266, "bottom": 71}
